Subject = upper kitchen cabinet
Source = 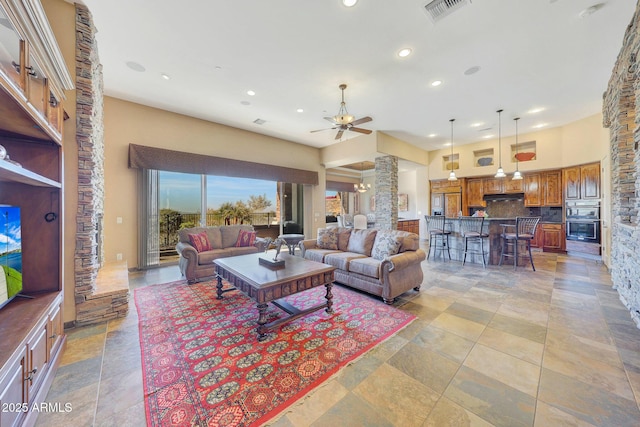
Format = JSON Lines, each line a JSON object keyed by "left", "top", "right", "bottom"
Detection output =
{"left": 504, "top": 177, "right": 523, "bottom": 194}
{"left": 524, "top": 173, "right": 541, "bottom": 207}
{"left": 543, "top": 170, "right": 563, "bottom": 206}
{"left": 483, "top": 177, "right": 504, "bottom": 194}
{"left": 563, "top": 162, "right": 600, "bottom": 201}
{"left": 466, "top": 178, "right": 485, "bottom": 207}
{"left": 0, "top": 0, "right": 73, "bottom": 144}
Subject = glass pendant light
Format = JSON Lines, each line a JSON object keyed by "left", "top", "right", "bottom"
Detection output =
{"left": 512, "top": 117, "right": 523, "bottom": 180}
{"left": 448, "top": 118, "right": 458, "bottom": 181}
{"left": 494, "top": 109, "right": 506, "bottom": 178}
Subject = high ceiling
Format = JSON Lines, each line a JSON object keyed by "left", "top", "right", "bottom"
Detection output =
{"left": 78, "top": 0, "right": 635, "bottom": 152}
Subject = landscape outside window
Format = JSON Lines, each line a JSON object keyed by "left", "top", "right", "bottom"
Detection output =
{"left": 158, "top": 171, "right": 278, "bottom": 261}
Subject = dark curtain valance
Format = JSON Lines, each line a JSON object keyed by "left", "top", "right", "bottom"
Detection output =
{"left": 326, "top": 180, "right": 356, "bottom": 193}
{"left": 129, "top": 144, "right": 318, "bottom": 185}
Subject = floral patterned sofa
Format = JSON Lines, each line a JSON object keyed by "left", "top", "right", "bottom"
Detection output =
{"left": 298, "top": 227, "right": 426, "bottom": 304}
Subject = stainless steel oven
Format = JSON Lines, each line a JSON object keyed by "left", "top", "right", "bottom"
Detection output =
{"left": 566, "top": 201, "right": 600, "bottom": 243}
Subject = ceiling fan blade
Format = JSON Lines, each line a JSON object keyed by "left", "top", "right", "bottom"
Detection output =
{"left": 310, "top": 126, "right": 338, "bottom": 133}
{"left": 349, "top": 127, "right": 373, "bottom": 135}
{"left": 335, "top": 129, "right": 344, "bottom": 140}
{"left": 350, "top": 116, "right": 372, "bottom": 126}
{"left": 324, "top": 116, "right": 337, "bottom": 124}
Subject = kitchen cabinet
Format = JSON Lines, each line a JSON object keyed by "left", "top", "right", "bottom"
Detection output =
{"left": 543, "top": 170, "right": 563, "bottom": 206}
{"left": 466, "top": 178, "right": 485, "bottom": 207}
{"left": 483, "top": 177, "right": 504, "bottom": 194}
{"left": 524, "top": 174, "right": 542, "bottom": 207}
{"left": 397, "top": 219, "right": 419, "bottom": 234}
{"left": 541, "top": 223, "right": 565, "bottom": 252}
{"left": 444, "top": 193, "right": 461, "bottom": 218}
{"left": 563, "top": 162, "right": 600, "bottom": 200}
{"left": 504, "top": 178, "right": 523, "bottom": 193}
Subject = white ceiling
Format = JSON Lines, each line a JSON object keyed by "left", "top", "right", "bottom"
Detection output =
{"left": 78, "top": 0, "right": 635, "bottom": 153}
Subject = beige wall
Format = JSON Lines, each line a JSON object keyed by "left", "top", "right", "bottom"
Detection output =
{"left": 43, "top": 0, "right": 77, "bottom": 323}
{"left": 102, "top": 97, "right": 326, "bottom": 268}
{"left": 428, "top": 113, "right": 608, "bottom": 180}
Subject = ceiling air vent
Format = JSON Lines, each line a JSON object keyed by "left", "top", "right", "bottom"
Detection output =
{"left": 423, "top": 0, "right": 470, "bottom": 23}
{"left": 253, "top": 118, "right": 266, "bottom": 125}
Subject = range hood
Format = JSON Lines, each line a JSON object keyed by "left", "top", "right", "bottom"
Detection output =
{"left": 483, "top": 193, "right": 525, "bottom": 202}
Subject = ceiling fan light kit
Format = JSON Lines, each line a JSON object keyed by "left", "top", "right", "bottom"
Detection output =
{"left": 310, "top": 84, "right": 373, "bottom": 140}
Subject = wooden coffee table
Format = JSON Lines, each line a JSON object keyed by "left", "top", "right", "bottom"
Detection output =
{"left": 213, "top": 253, "right": 336, "bottom": 341}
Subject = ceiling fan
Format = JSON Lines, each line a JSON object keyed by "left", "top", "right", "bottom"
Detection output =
{"left": 311, "top": 84, "right": 373, "bottom": 140}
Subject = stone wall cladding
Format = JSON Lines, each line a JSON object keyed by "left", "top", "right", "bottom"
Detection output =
{"left": 374, "top": 156, "right": 398, "bottom": 231}
{"left": 74, "top": 5, "right": 128, "bottom": 325}
{"left": 603, "top": 3, "right": 640, "bottom": 327}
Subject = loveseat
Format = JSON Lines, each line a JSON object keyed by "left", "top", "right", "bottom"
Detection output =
{"left": 176, "top": 224, "right": 269, "bottom": 283}
{"left": 299, "top": 227, "right": 426, "bottom": 304}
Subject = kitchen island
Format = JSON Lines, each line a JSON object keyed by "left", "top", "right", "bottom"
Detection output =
{"left": 429, "top": 217, "right": 527, "bottom": 266}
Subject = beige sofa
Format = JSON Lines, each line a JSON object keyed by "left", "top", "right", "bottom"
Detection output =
{"left": 176, "top": 224, "right": 268, "bottom": 283}
{"left": 299, "top": 227, "right": 426, "bottom": 304}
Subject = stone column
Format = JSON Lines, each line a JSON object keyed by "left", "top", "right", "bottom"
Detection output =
{"left": 374, "top": 156, "right": 398, "bottom": 230}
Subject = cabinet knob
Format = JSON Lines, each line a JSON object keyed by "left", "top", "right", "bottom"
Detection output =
{"left": 24, "top": 368, "right": 37, "bottom": 382}
{"left": 49, "top": 334, "right": 57, "bottom": 339}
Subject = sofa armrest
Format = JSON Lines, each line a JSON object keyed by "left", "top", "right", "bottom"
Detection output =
{"left": 176, "top": 241, "right": 198, "bottom": 261}
{"left": 298, "top": 239, "right": 318, "bottom": 258}
{"left": 383, "top": 249, "right": 427, "bottom": 272}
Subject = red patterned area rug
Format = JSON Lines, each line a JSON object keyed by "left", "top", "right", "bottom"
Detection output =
{"left": 135, "top": 279, "right": 415, "bottom": 427}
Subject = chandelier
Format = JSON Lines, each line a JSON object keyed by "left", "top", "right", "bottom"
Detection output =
{"left": 354, "top": 162, "right": 371, "bottom": 193}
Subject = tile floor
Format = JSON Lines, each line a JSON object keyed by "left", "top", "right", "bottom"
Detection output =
{"left": 35, "top": 248, "right": 640, "bottom": 427}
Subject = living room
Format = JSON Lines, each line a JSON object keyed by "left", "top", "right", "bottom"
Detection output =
{"left": 2, "top": 0, "right": 640, "bottom": 426}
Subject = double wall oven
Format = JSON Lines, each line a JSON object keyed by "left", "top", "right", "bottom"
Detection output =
{"left": 566, "top": 201, "right": 600, "bottom": 243}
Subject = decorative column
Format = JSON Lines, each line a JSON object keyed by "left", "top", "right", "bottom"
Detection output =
{"left": 374, "top": 156, "right": 398, "bottom": 230}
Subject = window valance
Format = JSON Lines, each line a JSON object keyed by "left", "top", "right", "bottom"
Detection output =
{"left": 326, "top": 180, "right": 357, "bottom": 193}
{"left": 128, "top": 144, "right": 319, "bottom": 185}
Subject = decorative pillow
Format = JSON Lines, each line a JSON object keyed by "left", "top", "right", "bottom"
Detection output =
{"left": 235, "top": 230, "right": 257, "bottom": 247}
{"left": 188, "top": 232, "right": 211, "bottom": 253}
{"left": 371, "top": 232, "right": 402, "bottom": 261}
{"left": 347, "top": 229, "right": 377, "bottom": 256}
{"left": 317, "top": 228, "right": 339, "bottom": 250}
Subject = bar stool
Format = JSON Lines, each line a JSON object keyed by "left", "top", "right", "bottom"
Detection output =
{"left": 425, "top": 215, "right": 451, "bottom": 260}
{"left": 499, "top": 217, "right": 541, "bottom": 271}
{"left": 459, "top": 216, "right": 486, "bottom": 267}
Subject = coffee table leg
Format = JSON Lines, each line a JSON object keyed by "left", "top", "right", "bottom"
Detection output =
{"left": 216, "top": 274, "right": 224, "bottom": 300}
{"left": 324, "top": 282, "right": 334, "bottom": 314}
{"left": 257, "top": 303, "right": 269, "bottom": 341}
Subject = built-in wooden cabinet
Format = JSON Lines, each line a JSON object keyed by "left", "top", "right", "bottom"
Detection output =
{"left": 563, "top": 162, "right": 600, "bottom": 200}
{"left": 0, "top": 1, "right": 71, "bottom": 425}
{"left": 466, "top": 178, "right": 485, "bottom": 207}
{"left": 445, "top": 193, "right": 461, "bottom": 218}
{"left": 541, "top": 223, "right": 565, "bottom": 252}
{"left": 543, "top": 170, "right": 563, "bottom": 206}
{"left": 524, "top": 174, "right": 542, "bottom": 207}
{"left": 483, "top": 177, "right": 504, "bottom": 194}
{"left": 397, "top": 219, "right": 419, "bottom": 234}
{"left": 504, "top": 178, "right": 523, "bottom": 193}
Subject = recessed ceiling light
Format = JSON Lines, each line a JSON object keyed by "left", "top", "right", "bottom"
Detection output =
{"left": 483, "top": 134, "right": 494, "bottom": 139}
{"left": 161, "top": 73, "right": 170, "bottom": 80}
{"left": 464, "top": 66, "right": 481, "bottom": 76}
{"left": 533, "top": 123, "right": 548, "bottom": 129}
{"left": 343, "top": 0, "right": 358, "bottom": 7}
{"left": 528, "top": 107, "right": 544, "bottom": 114}
{"left": 471, "top": 122, "right": 483, "bottom": 128}
{"left": 443, "top": 142, "right": 452, "bottom": 147}
{"left": 247, "top": 90, "right": 256, "bottom": 96}
{"left": 296, "top": 108, "right": 304, "bottom": 113}
{"left": 428, "top": 133, "right": 437, "bottom": 138}
{"left": 125, "top": 61, "right": 145, "bottom": 72}
{"left": 398, "top": 48, "right": 412, "bottom": 58}
{"left": 431, "top": 80, "right": 442, "bottom": 87}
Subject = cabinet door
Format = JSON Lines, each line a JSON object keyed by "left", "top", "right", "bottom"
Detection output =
{"left": 0, "top": 6, "right": 24, "bottom": 91}
{"left": 48, "top": 302, "right": 63, "bottom": 359}
{"left": 544, "top": 170, "right": 563, "bottom": 206}
{"left": 483, "top": 178, "right": 504, "bottom": 194}
{"left": 26, "top": 324, "right": 48, "bottom": 402}
{"left": 444, "top": 193, "right": 461, "bottom": 218}
{"left": 563, "top": 166, "right": 581, "bottom": 200}
{"left": 0, "top": 350, "right": 26, "bottom": 427}
{"left": 504, "top": 178, "right": 523, "bottom": 193}
{"left": 466, "top": 179, "right": 485, "bottom": 207}
{"left": 431, "top": 180, "right": 449, "bottom": 190}
{"left": 580, "top": 163, "right": 600, "bottom": 199}
{"left": 542, "top": 224, "right": 563, "bottom": 251}
{"left": 524, "top": 174, "right": 541, "bottom": 207}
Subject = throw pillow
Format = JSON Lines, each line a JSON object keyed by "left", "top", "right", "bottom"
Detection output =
{"left": 235, "top": 230, "right": 257, "bottom": 247}
{"left": 317, "top": 228, "right": 339, "bottom": 250}
{"left": 347, "top": 229, "right": 377, "bottom": 256}
{"left": 371, "top": 232, "right": 402, "bottom": 261}
{"left": 188, "top": 232, "right": 211, "bottom": 253}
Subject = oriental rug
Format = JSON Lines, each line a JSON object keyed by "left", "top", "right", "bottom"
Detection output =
{"left": 135, "top": 279, "right": 415, "bottom": 427}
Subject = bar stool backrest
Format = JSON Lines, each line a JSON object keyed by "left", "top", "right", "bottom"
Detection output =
{"left": 460, "top": 216, "right": 484, "bottom": 237}
{"left": 425, "top": 215, "right": 447, "bottom": 233}
{"left": 517, "top": 217, "right": 541, "bottom": 238}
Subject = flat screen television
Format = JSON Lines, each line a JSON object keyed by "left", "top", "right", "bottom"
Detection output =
{"left": 0, "top": 205, "right": 22, "bottom": 309}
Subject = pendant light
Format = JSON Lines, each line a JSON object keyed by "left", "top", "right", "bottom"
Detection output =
{"left": 354, "top": 162, "right": 371, "bottom": 193}
{"left": 512, "top": 117, "right": 523, "bottom": 180}
{"left": 447, "top": 118, "right": 458, "bottom": 181}
{"left": 494, "top": 109, "right": 506, "bottom": 178}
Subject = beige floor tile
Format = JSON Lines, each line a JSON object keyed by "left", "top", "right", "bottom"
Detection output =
{"left": 424, "top": 397, "right": 496, "bottom": 427}
{"left": 59, "top": 333, "right": 106, "bottom": 367}
{"left": 430, "top": 312, "right": 487, "bottom": 341}
{"left": 455, "top": 287, "right": 507, "bottom": 312}
{"left": 463, "top": 344, "right": 540, "bottom": 397}
{"left": 533, "top": 401, "right": 597, "bottom": 427}
{"left": 412, "top": 324, "right": 475, "bottom": 363}
{"left": 477, "top": 327, "right": 544, "bottom": 365}
{"left": 280, "top": 379, "right": 349, "bottom": 427}
{"left": 497, "top": 296, "right": 550, "bottom": 327}
{"left": 353, "top": 363, "right": 439, "bottom": 427}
